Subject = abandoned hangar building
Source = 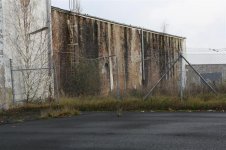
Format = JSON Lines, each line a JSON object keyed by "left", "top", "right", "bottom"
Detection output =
{"left": 0, "top": 2, "right": 186, "bottom": 109}
{"left": 51, "top": 7, "right": 186, "bottom": 96}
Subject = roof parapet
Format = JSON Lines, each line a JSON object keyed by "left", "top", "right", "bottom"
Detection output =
{"left": 51, "top": 6, "right": 186, "bottom": 40}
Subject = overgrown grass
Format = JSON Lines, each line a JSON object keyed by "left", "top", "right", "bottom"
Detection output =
{"left": 1, "top": 94, "right": 226, "bottom": 124}
{"left": 0, "top": 103, "right": 80, "bottom": 124}
{"left": 55, "top": 94, "right": 226, "bottom": 112}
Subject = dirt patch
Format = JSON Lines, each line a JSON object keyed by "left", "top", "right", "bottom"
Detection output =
{"left": 0, "top": 109, "right": 41, "bottom": 125}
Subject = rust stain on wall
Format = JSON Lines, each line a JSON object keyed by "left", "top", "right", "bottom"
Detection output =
{"left": 51, "top": 7, "right": 186, "bottom": 96}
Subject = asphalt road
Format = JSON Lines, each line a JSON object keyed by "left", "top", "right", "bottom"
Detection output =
{"left": 1, "top": 112, "right": 226, "bottom": 150}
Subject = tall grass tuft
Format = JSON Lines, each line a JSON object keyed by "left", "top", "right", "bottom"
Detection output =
{"left": 41, "top": 106, "right": 80, "bottom": 119}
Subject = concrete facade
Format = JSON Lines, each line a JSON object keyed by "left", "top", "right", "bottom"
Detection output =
{"left": 0, "top": 0, "right": 53, "bottom": 105}
{"left": 0, "top": 56, "right": 11, "bottom": 109}
{"left": 51, "top": 7, "right": 186, "bottom": 96}
{"left": 186, "top": 64, "right": 226, "bottom": 88}
{"left": 0, "top": 2, "right": 187, "bottom": 108}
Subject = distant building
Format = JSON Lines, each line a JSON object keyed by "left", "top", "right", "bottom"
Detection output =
{"left": 185, "top": 48, "right": 226, "bottom": 92}
{"left": 185, "top": 64, "right": 226, "bottom": 90}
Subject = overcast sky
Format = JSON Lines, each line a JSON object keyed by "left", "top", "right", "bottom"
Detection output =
{"left": 52, "top": 0, "right": 226, "bottom": 54}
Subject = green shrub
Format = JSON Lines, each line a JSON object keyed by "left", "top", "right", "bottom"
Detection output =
{"left": 63, "top": 60, "right": 101, "bottom": 97}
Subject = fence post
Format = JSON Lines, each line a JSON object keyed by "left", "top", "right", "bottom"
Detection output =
{"left": 116, "top": 57, "right": 120, "bottom": 100}
{"left": 53, "top": 56, "right": 60, "bottom": 104}
{"left": 9, "top": 59, "right": 15, "bottom": 105}
{"left": 179, "top": 53, "right": 183, "bottom": 101}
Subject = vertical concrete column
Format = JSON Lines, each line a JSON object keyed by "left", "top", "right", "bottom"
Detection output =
{"left": 180, "top": 38, "right": 187, "bottom": 100}
{"left": 46, "top": 0, "right": 54, "bottom": 99}
{"left": 181, "top": 39, "right": 187, "bottom": 90}
{"left": 141, "top": 29, "right": 145, "bottom": 81}
{"left": 108, "top": 23, "right": 114, "bottom": 91}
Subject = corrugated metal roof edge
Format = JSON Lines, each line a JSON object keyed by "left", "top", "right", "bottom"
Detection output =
{"left": 51, "top": 6, "right": 186, "bottom": 40}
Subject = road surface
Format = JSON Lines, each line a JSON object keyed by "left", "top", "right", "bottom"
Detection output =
{"left": 1, "top": 112, "right": 226, "bottom": 150}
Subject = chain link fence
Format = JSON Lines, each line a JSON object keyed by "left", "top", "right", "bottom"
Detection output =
{"left": 10, "top": 59, "right": 54, "bottom": 104}
{"left": 55, "top": 51, "right": 226, "bottom": 99}
{"left": 2, "top": 49, "right": 226, "bottom": 108}
{"left": 55, "top": 53, "right": 120, "bottom": 98}
{"left": 55, "top": 51, "right": 183, "bottom": 99}
{"left": 183, "top": 53, "right": 226, "bottom": 97}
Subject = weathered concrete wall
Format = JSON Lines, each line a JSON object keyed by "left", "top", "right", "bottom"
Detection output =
{"left": 2, "top": 0, "right": 53, "bottom": 102}
{"left": 0, "top": 57, "right": 12, "bottom": 110}
{"left": 186, "top": 64, "right": 226, "bottom": 88}
{"left": 51, "top": 7, "right": 186, "bottom": 96}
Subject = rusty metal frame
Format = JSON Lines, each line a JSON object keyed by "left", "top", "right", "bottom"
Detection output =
{"left": 181, "top": 55, "right": 217, "bottom": 95}
{"left": 143, "top": 54, "right": 217, "bottom": 100}
{"left": 143, "top": 55, "right": 181, "bottom": 100}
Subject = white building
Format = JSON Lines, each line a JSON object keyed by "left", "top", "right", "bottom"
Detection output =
{"left": 0, "top": 0, "right": 53, "bottom": 108}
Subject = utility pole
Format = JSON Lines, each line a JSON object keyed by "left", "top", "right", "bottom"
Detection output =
{"left": 9, "top": 59, "right": 15, "bottom": 104}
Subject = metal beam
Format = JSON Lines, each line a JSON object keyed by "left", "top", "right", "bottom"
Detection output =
{"left": 12, "top": 68, "right": 50, "bottom": 72}
{"left": 29, "top": 27, "right": 48, "bottom": 35}
{"left": 180, "top": 55, "right": 217, "bottom": 94}
{"left": 143, "top": 56, "right": 181, "bottom": 100}
{"left": 179, "top": 53, "right": 183, "bottom": 101}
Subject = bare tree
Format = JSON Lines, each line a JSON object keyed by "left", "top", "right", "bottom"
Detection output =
{"left": 4, "top": 0, "right": 52, "bottom": 103}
